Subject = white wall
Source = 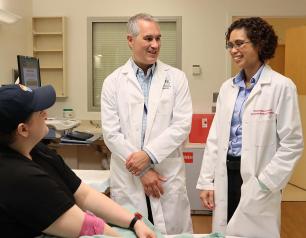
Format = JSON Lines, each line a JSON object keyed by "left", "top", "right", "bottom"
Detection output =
{"left": 0, "top": 0, "right": 32, "bottom": 85}
{"left": 19, "top": 0, "right": 306, "bottom": 119}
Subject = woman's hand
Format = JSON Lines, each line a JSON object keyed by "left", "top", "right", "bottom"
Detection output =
{"left": 200, "top": 190, "right": 215, "bottom": 210}
{"left": 134, "top": 220, "right": 156, "bottom": 238}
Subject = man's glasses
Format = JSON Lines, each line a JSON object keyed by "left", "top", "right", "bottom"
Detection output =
{"left": 226, "top": 40, "right": 251, "bottom": 50}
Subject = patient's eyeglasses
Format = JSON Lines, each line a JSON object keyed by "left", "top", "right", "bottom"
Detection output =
{"left": 226, "top": 40, "right": 251, "bottom": 50}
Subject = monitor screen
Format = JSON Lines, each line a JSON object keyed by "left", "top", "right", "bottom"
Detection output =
{"left": 17, "top": 55, "right": 41, "bottom": 89}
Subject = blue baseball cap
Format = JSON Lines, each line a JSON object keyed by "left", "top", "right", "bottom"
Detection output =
{"left": 0, "top": 84, "right": 56, "bottom": 133}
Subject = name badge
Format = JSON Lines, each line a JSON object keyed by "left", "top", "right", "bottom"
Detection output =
{"left": 162, "top": 79, "right": 171, "bottom": 89}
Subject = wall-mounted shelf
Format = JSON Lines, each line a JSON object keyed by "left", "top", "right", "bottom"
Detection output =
{"left": 32, "top": 17, "right": 66, "bottom": 97}
{"left": 33, "top": 32, "right": 63, "bottom": 35}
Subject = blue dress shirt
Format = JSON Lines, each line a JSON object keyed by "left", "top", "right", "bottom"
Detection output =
{"left": 228, "top": 64, "right": 264, "bottom": 157}
{"left": 130, "top": 59, "right": 157, "bottom": 164}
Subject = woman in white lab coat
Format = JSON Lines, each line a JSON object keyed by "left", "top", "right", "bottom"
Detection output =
{"left": 197, "top": 17, "right": 303, "bottom": 238}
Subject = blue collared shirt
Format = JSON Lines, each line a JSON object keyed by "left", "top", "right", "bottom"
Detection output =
{"left": 130, "top": 59, "right": 157, "bottom": 164}
{"left": 228, "top": 64, "right": 264, "bottom": 156}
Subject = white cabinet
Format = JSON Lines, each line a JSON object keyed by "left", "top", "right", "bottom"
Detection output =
{"left": 184, "top": 144, "right": 210, "bottom": 214}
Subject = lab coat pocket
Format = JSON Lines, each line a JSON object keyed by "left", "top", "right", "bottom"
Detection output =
{"left": 241, "top": 177, "right": 280, "bottom": 216}
{"left": 156, "top": 88, "right": 174, "bottom": 115}
{"left": 154, "top": 99, "right": 172, "bottom": 128}
{"left": 252, "top": 114, "right": 276, "bottom": 147}
{"left": 156, "top": 100, "right": 172, "bottom": 115}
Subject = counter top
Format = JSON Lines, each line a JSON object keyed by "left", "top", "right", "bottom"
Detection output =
{"left": 75, "top": 120, "right": 102, "bottom": 134}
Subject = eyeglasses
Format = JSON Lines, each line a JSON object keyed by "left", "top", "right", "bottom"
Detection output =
{"left": 226, "top": 40, "right": 251, "bottom": 50}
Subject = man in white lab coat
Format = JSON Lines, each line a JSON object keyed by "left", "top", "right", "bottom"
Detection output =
{"left": 101, "top": 13, "right": 193, "bottom": 235}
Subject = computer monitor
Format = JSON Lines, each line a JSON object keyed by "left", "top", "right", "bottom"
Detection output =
{"left": 17, "top": 55, "right": 41, "bottom": 89}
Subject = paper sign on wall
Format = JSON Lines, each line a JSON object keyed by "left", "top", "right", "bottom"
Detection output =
{"left": 183, "top": 152, "right": 193, "bottom": 163}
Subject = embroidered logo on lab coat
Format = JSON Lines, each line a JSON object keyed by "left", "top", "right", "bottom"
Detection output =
{"left": 251, "top": 109, "right": 274, "bottom": 115}
{"left": 251, "top": 109, "right": 275, "bottom": 119}
{"left": 162, "top": 79, "right": 171, "bottom": 89}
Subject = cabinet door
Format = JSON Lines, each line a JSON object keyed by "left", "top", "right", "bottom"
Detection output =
{"left": 285, "top": 25, "right": 306, "bottom": 190}
{"left": 285, "top": 25, "right": 306, "bottom": 95}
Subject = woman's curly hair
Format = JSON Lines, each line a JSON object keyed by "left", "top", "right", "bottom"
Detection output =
{"left": 225, "top": 17, "right": 278, "bottom": 62}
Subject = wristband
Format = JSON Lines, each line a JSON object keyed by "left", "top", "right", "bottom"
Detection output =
{"left": 128, "top": 212, "right": 142, "bottom": 230}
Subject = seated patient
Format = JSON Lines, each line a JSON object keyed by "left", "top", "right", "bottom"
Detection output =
{"left": 0, "top": 84, "right": 156, "bottom": 238}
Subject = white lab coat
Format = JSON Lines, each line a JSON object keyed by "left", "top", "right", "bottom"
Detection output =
{"left": 101, "top": 59, "right": 193, "bottom": 234}
{"left": 197, "top": 65, "right": 304, "bottom": 238}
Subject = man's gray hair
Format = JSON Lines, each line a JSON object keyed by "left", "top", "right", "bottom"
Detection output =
{"left": 127, "top": 13, "right": 158, "bottom": 36}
